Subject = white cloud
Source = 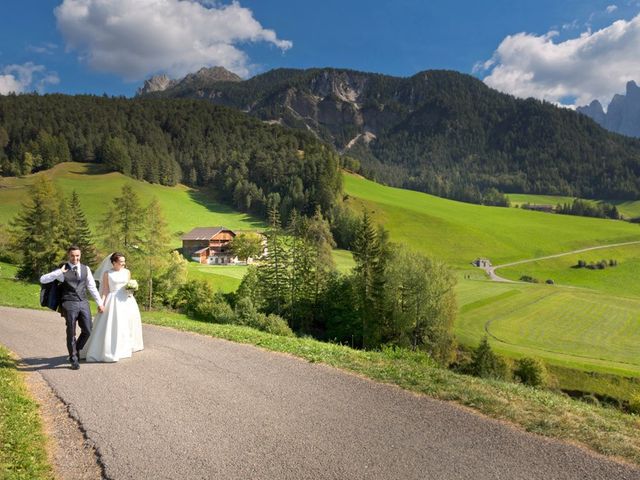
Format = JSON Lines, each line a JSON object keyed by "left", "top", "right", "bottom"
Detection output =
{"left": 0, "top": 62, "right": 60, "bottom": 94}
{"left": 479, "top": 14, "right": 640, "bottom": 108}
{"left": 606, "top": 5, "right": 618, "bottom": 13}
{"left": 54, "top": 0, "right": 293, "bottom": 81}
{"left": 27, "top": 42, "right": 59, "bottom": 55}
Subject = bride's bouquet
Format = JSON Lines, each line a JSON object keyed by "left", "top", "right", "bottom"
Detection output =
{"left": 125, "top": 279, "right": 139, "bottom": 297}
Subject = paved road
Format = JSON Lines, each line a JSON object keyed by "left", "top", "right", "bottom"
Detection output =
{"left": 1, "top": 306, "right": 639, "bottom": 480}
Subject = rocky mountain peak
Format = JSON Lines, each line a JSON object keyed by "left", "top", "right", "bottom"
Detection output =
{"left": 136, "top": 74, "right": 178, "bottom": 96}
{"left": 136, "top": 67, "right": 242, "bottom": 97}
{"left": 182, "top": 66, "right": 242, "bottom": 84}
{"left": 577, "top": 81, "right": 640, "bottom": 138}
{"left": 626, "top": 80, "right": 640, "bottom": 98}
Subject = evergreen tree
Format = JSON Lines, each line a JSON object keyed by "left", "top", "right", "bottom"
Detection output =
{"left": 351, "top": 211, "right": 384, "bottom": 348}
{"left": 135, "top": 197, "right": 171, "bottom": 309}
{"left": 66, "top": 191, "right": 98, "bottom": 268}
{"left": 257, "top": 205, "right": 289, "bottom": 316}
{"left": 106, "top": 184, "right": 145, "bottom": 249}
{"left": 10, "top": 176, "right": 63, "bottom": 280}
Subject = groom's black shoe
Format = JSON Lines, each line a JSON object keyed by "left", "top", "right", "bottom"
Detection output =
{"left": 71, "top": 361, "right": 80, "bottom": 370}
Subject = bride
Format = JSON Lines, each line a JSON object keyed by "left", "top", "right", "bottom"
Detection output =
{"left": 81, "top": 252, "right": 144, "bottom": 362}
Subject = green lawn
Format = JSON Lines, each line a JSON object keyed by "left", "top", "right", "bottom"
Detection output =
{"left": 343, "top": 173, "right": 640, "bottom": 268}
{"left": 185, "top": 262, "right": 247, "bottom": 293}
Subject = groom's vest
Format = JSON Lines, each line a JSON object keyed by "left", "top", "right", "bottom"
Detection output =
{"left": 60, "top": 264, "right": 89, "bottom": 303}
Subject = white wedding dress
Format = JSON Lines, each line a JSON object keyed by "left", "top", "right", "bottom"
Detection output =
{"left": 81, "top": 268, "right": 144, "bottom": 362}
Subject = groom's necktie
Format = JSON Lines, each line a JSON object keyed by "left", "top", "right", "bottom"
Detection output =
{"left": 72, "top": 265, "right": 79, "bottom": 279}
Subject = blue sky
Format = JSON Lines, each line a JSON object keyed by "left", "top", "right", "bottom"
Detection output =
{"left": 1, "top": 0, "right": 640, "bottom": 107}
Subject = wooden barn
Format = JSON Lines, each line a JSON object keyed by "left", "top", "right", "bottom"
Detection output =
{"left": 181, "top": 227, "right": 238, "bottom": 265}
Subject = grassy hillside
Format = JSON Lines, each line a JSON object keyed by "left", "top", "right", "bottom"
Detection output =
{"left": 344, "top": 173, "right": 640, "bottom": 268}
{"left": 0, "top": 163, "right": 355, "bottom": 289}
{"left": 0, "top": 163, "right": 265, "bottom": 246}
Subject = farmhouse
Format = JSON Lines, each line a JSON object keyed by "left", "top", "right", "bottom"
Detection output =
{"left": 472, "top": 258, "right": 491, "bottom": 268}
{"left": 181, "top": 227, "right": 239, "bottom": 265}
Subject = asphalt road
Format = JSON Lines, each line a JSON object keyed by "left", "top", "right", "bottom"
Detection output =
{"left": 1, "top": 306, "right": 639, "bottom": 480}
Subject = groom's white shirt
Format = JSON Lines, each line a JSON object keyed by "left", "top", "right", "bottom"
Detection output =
{"left": 40, "top": 264, "right": 103, "bottom": 307}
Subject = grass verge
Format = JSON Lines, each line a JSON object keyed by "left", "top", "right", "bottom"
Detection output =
{"left": 0, "top": 345, "right": 53, "bottom": 480}
{"left": 143, "top": 310, "right": 640, "bottom": 466}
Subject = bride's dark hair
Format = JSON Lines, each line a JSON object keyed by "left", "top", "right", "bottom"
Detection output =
{"left": 110, "top": 252, "right": 125, "bottom": 264}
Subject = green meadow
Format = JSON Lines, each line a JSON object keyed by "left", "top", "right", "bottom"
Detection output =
{"left": 497, "top": 243, "right": 640, "bottom": 298}
{"left": 507, "top": 192, "right": 640, "bottom": 219}
{"left": 343, "top": 173, "right": 640, "bottom": 268}
{"left": 343, "top": 173, "right": 640, "bottom": 383}
{"left": 0, "top": 162, "right": 265, "bottom": 247}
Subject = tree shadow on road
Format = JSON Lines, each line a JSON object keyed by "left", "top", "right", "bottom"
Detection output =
{"left": 18, "top": 355, "right": 70, "bottom": 371}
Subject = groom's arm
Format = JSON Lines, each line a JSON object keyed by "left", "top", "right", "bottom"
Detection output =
{"left": 39, "top": 267, "right": 65, "bottom": 284}
{"left": 86, "top": 269, "right": 104, "bottom": 311}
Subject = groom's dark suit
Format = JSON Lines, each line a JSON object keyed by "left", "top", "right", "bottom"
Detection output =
{"left": 60, "top": 263, "right": 93, "bottom": 363}
{"left": 40, "top": 261, "right": 103, "bottom": 365}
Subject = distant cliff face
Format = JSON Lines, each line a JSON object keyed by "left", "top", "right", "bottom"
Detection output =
{"left": 577, "top": 81, "right": 640, "bottom": 138}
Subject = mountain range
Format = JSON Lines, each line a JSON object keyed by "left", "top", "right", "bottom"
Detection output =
{"left": 577, "top": 81, "right": 640, "bottom": 138}
{"left": 138, "top": 66, "right": 640, "bottom": 200}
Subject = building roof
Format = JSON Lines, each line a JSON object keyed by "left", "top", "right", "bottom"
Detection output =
{"left": 181, "top": 227, "right": 234, "bottom": 241}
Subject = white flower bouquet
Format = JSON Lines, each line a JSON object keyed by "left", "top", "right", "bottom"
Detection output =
{"left": 125, "top": 279, "right": 139, "bottom": 296}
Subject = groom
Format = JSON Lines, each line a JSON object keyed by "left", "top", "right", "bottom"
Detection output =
{"left": 40, "top": 246, "right": 104, "bottom": 370}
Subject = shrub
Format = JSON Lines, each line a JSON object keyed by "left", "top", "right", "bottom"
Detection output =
{"left": 629, "top": 393, "right": 640, "bottom": 414}
{"left": 235, "top": 298, "right": 294, "bottom": 336}
{"left": 469, "top": 337, "right": 510, "bottom": 381}
{"left": 172, "top": 280, "right": 214, "bottom": 319}
{"left": 257, "top": 313, "right": 294, "bottom": 337}
{"left": 545, "top": 279, "right": 554, "bottom": 285}
{"left": 513, "top": 357, "right": 548, "bottom": 387}
{"left": 519, "top": 275, "right": 539, "bottom": 283}
{"left": 173, "top": 280, "right": 236, "bottom": 323}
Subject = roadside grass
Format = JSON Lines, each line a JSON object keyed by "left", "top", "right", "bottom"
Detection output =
{"left": 142, "top": 309, "right": 640, "bottom": 466}
{"left": 0, "top": 345, "right": 54, "bottom": 480}
{"left": 548, "top": 364, "right": 640, "bottom": 406}
{"left": 497, "top": 243, "right": 640, "bottom": 298}
{"left": 343, "top": 173, "right": 640, "bottom": 269}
